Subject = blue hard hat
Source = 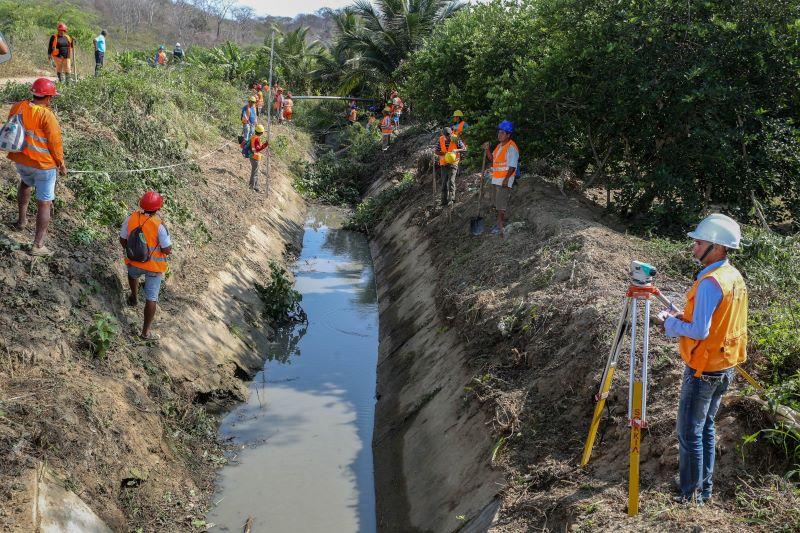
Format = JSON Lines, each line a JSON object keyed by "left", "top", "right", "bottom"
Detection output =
{"left": 498, "top": 120, "right": 514, "bottom": 133}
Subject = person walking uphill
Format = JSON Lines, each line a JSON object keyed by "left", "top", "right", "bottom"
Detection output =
{"left": 48, "top": 23, "right": 74, "bottom": 83}
{"left": 434, "top": 127, "right": 466, "bottom": 207}
{"left": 247, "top": 124, "right": 269, "bottom": 192}
{"left": 482, "top": 120, "right": 519, "bottom": 235}
{"left": 6, "top": 78, "right": 66, "bottom": 256}
{"left": 656, "top": 214, "right": 748, "bottom": 505}
{"left": 120, "top": 191, "right": 172, "bottom": 341}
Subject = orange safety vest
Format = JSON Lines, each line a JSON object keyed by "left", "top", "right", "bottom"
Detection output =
{"left": 124, "top": 211, "right": 168, "bottom": 273}
{"left": 453, "top": 120, "right": 465, "bottom": 136}
{"left": 7, "top": 101, "right": 63, "bottom": 170}
{"left": 491, "top": 140, "right": 519, "bottom": 184}
{"left": 256, "top": 91, "right": 264, "bottom": 107}
{"left": 380, "top": 116, "right": 393, "bottom": 134}
{"left": 250, "top": 135, "right": 263, "bottom": 161}
{"left": 678, "top": 262, "right": 748, "bottom": 376}
{"left": 50, "top": 34, "right": 73, "bottom": 58}
{"left": 438, "top": 135, "right": 460, "bottom": 166}
{"left": 157, "top": 51, "right": 166, "bottom": 65}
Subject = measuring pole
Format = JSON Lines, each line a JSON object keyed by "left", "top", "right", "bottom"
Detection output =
{"left": 264, "top": 31, "right": 275, "bottom": 195}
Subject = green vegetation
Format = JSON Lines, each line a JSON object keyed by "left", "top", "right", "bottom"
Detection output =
{"left": 86, "top": 312, "right": 118, "bottom": 358}
{"left": 292, "top": 121, "right": 381, "bottom": 205}
{"left": 346, "top": 172, "right": 414, "bottom": 232}
{"left": 254, "top": 261, "right": 304, "bottom": 324}
{"left": 0, "top": 65, "right": 240, "bottom": 241}
{"left": 403, "top": 0, "right": 800, "bottom": 228}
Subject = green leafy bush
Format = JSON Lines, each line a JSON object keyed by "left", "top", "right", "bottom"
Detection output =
{"left": 86, "top": 312, "right": 118, "bottom": 358}
{"left": 403, "top": 0, "right": 800, "bottom": 226}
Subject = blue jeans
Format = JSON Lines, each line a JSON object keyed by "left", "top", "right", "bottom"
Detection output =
{"left": 16, "top": 163, "right": 57, "bottom": 201}
{"left": 127, "top": 265, "right": 163, "bottom": 302}
{"left": 676, "top": 364, "right": 733, "bottom": 500}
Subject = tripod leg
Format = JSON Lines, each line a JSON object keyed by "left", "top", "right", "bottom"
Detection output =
{"left": 627, "top": 298, "right": 639, "bottom": 420}
{"left": 581, "top": 298, "right": 631, "bottom": 466}
{"left": 628, "top": 380, "right": 643, "bottom": 516}
{"left": 642, "top": 299, "right": 651, "bottom": 424}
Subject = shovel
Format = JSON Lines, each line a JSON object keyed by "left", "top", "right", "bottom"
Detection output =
{"left": 470, "top": 152, "right": 487, "bottom": 235}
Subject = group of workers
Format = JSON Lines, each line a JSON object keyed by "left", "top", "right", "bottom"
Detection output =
{"left": 2, "top": 78, "right": 166, "bottom": 339}
{"left": 239, "top": 81, "right": 298, "bottom": 192}
{"left": 43, "top": 22, "right": 186, "bottom": 80}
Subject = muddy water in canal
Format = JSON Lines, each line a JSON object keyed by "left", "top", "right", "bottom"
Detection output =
{"left": 208, "top": 208, "right": 378, "bottom": 532}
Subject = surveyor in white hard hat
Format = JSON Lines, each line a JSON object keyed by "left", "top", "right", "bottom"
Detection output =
{"left": 655, "top": 213, "right": 748, "bottom": 505}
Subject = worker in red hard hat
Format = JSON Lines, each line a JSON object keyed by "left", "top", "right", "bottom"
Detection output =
{"left": 119, "top": 191, "right": 172, "bottom": 341}
{"left": 48, "top": 22, "right": 75, "bottom": 83}
{"left": 6, "top": 78, "right": 66, "bottom": 256}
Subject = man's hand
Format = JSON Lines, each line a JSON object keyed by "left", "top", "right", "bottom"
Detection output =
{"left": 57, "top": 163, "right": 67, "bottom": 177}
{"left": 481, "top": 141, "right": 491, "bottom": 150}
{"left": 502, "top": 177, "right": 509, "bottom": 187}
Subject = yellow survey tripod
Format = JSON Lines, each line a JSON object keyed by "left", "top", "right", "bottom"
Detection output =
{"left": 580, "top": 261, "right": 673, "bottom": 516}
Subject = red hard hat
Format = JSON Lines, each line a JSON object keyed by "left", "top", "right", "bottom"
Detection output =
{"left": 57, "top": 22, "right": 68, "bottom": 32}
{"left": 139, "top": 191, "right": 164, "bottom": 212}
{"left": 31, "top": 78, "right": 59, "bottom": 97}
{"left": 256, "top": 84, "right": 262, "bottom": 90}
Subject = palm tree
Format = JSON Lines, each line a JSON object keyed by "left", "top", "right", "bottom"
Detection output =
{"left": 272, "top": 27, "right": 322, "bottom": 94}
{"left": 312, "top": 11, "right": 373, "bottom": 94}
{"left": 336, "top": 0, "right": 465, "bottom": 83}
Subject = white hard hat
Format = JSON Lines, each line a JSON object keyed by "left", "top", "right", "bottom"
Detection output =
{"left": 175, "top": 42, "right": 181, "bottom": 46}
{"left": 687, "top": 213, "right": 741, "bottom": 249}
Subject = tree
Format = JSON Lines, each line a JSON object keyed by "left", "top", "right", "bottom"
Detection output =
{"left": 201, "top": 0, "right": 236, "bottom": 41}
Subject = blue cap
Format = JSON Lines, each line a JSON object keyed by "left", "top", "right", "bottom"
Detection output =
{"left": 498, "top": 120, "right": 514, "bottom": 133}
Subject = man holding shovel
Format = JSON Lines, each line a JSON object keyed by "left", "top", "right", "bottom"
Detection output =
{"left": 482, "top": 120, "right": 519, "bottom": 235}
{"left": 433, "top": 127, "right": 466, "bottom": 208}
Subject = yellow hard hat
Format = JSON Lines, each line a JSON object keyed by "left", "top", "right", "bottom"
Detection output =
{"left": 255, "top": 124, "right": 265, "bottom": 134}
{"left": 453, "top": 110, "right": 464, "bottom": 118}
{"left": 248, "top": 95, "right": 257, "bottom": 103}
{"left": 444, "top": 152, "right": 457, "bottom": 164}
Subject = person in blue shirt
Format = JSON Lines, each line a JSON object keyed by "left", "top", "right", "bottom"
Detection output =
{"left": 241, "top": 96, "right": 258, "bottom": 143}
{"left": 656, "top": 213, "right": 748, "bottom": 505}
{"left": 93, "top": 30, "right": 107, "bottom": 76}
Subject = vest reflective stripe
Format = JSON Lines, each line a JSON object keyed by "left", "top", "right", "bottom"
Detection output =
{"left": 16, "top": 102, "right": 57, "bottom": 167}
{"left": 380, "top": 117, "right": 393, "bottom": 134}
{"left": 26, "top": 132, "right": 48, "bottom": 144}
{"left": 679, "top": 263, "right": 748, "bottom": 376}
{"left": 491, "top": 140, "right": 519, "bottom": 184}
{"left": 124, "top": 212, "right": 168, "bottom": 273}
{"left": 438, "top": 135, "right": 460, "bottom": 166}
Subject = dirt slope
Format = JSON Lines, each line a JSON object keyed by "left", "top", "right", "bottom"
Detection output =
{"left": 0, "top": 128, "right": 307, "bottom": 531}
{"left": 369, "top": 131, "right": 797, "bottom": 532}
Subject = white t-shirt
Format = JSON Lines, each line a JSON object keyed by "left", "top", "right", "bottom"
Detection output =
{"left": 492, "top": 143, "right": 520, "bottom": 187}
{"left": 120, "top": 214, "right": 171, "bottom": 248}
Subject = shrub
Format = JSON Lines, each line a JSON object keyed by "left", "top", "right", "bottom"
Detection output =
{"left": 346, "top": 172, "right": 415, "bottom": 232}
{"left": 254, "top": 261, "right": 304, "bottom": 324}
{"left": 86, "top": 312, "right": 117, "bottom": 358}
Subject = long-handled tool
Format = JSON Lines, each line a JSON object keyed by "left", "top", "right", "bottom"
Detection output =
{"left": 432, "top": 156, "right": 437, "bottom": 211}
{"left": 470, "top": 152, "right": 487, "bottom": 235}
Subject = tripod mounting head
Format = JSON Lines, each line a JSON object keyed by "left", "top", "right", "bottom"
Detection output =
{"left": 630, "top": 261, "right": 657, "bottom": 286}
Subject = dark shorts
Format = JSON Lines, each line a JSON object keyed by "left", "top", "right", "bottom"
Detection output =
{"left": 95, "top": 51, "right": 104, "bottom": 65}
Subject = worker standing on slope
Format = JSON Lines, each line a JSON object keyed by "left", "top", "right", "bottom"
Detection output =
{"left": 48, "top": 23, "right": 74, "bottom": 83}
{"left": 380, "top": 107, "right": 394, "bottom": 151}
{"left": 247, "top": 124, "right": 270, "bottom": 192}
{"left": 155, "top": 45, "right": 167, "bottom": 66}
{"left": 452, "top": 110, "right": 468, "bottom": 138}
{"left": 390, "top": 90, "right": 403, "bottom": 131}
{"left": 120, "top": 191, "right": 172, "bottom": 341}
{"left": 93, "top": 30, "right": 107, "bottom": 76}
{"left": 482, "top": 121, "right": 519, "bottom": 236}
{"left": 5, "top": 78, "right": 66, "bottom": 256}
{"left": 347, "top": 99, "right": 358, "bottom": 124}
{"left": 241, "top": 95, "right": 258, "bottom": 143}
{"left": 655, "top": 214, "right": 748, "bottom": 505}
{"left": 433, "top": 127, "right": 466, "bottom": 207}
{"left": 255, "top": 84, "right": 265, "bottom": 117}
{"left": 282, "top": 92, "right": 294, "bottom": 122}
{"left": 366, "top": 106, "right": 377, "bottom": 131}
{"left": 173, "top": 42, "right": 184, "bottom": 61}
